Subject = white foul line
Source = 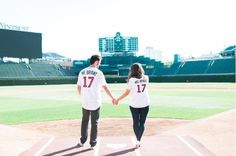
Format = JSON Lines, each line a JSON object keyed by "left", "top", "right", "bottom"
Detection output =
{"left": 34, "top": 137, "right": 55, "bottom": 156}
{"left": 177, "top": 136, "right": 204, "bottom": 156}
{"left": 93, "top": 137, "right": 101, "bottom": 156}
{"left": 131, "top": 136, "right": 141, "bottom": 156}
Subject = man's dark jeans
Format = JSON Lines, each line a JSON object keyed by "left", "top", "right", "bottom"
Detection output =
{"left": 80, "top": 107, "right": 100, "bottom": 146}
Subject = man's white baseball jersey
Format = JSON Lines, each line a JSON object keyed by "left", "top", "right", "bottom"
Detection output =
{"left": 77, "top": 66, "right": 107, "bottom": 110}
{"left": 127, "top": 75, "right": 150, "bottom": 108}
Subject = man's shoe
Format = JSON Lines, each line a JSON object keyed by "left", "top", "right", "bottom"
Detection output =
{"left": 90, "top": 145, "right": 96, "bottom": 150}
{"left": 77, "top": 142, "right": 84, "bottom": 147}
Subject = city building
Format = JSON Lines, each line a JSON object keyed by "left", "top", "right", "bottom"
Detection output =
{"left": 144, "top": 47, "right": 162, "bottom": 61}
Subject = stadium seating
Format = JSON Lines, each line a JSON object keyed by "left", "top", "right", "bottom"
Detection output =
{"left": 176, "top": 60, "right": 210, "bottom": 75}
{"left": 0, "top": 51, "right": 235, "bottom": 81}
{"left": 207, "top": 58, "right": 235, "bottom": 74}
{"left": 0, "top": 63, "right": 33, "bottom": 78}
{"left": 153, "top": 62, "right": 181, "bottom": 75}
{"left": 29, "top": 63, "right": 63, "bottom": 76}
{"left": 0, "top": 62, "right": 73, "bottom": 78}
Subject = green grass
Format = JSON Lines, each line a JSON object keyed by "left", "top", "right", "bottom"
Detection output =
{"left": 0, "top": 83, "right": 235, "bottom": 124}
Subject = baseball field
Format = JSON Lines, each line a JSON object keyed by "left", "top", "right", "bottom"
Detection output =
{"left": 0, "top": 83, "right": 235, "bottom": 124}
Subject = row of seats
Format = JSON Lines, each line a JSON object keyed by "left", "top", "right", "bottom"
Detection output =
{"left": 0, "top": 63, "right": 73, "bottom": 78}
{"left": 153, "top": 57, "right": 235, "bottom": 75}
{"left": 0, "top": 57, "right": 234, "bottom": 78}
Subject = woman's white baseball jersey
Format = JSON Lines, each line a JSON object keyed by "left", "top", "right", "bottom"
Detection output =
{"left": 77, "top": 66, "right": 107, "bottom": 110}
{"left": 127, "top": 75, "right": 150, "bottom": 108}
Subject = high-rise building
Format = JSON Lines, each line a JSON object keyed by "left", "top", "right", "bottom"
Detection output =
{"left": 144, "top": 47, "right": 162, "bottom": 61}
{"left": 99, "top": 32, "right": 138, "bottom": 57}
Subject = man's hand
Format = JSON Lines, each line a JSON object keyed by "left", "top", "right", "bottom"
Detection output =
{"left": 112, "top": 98, "right": 118, "bottom": 105}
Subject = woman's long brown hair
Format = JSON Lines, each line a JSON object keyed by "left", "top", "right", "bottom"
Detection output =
{"left": 128, "top": 63, "right": 144, "bottom": 80}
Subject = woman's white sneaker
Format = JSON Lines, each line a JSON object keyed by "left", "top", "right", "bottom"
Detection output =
{"left": 135, "top": 141, "right": 141, "bottom": 148}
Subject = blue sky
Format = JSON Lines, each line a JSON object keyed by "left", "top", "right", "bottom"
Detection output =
{"left": 0, "top": 0, "right": 235, "bottom": 61}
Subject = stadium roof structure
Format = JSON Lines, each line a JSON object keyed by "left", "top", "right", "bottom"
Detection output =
{"left": 220, "top": 45, "right": 236, "bottom": 56}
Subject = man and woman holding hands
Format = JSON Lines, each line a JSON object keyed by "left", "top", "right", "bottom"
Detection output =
{"left": 76, "top": 55, "right": 150, "bottom": 149}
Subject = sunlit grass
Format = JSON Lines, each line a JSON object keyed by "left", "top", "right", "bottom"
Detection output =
{"left": 0, "top": 83, "right": 235, "bottom": 124}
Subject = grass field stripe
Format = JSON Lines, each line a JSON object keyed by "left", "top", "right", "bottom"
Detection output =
{"left": 131, "top": 136, "right": 141, "bottom": 156}
{"left": 34, "top": 137, "right": 55, "bottom": 156}
{"left": 177, "top": 136, "right": 203, "bottom": 156}
{"left": 93, "top": 137, "right": 101, "bottom": 156}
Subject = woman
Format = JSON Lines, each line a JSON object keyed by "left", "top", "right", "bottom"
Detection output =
{"left": 115, "top": 63, "right": 150, "bottom": 148}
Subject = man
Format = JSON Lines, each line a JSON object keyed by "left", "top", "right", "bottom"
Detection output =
{"left": 76, "top": 54, "right": 115, "bottom": 149}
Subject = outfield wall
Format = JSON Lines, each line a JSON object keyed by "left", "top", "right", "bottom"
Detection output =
{"left": 0, "top": 76, "right": 77, "bottom": 86}
{"left": 149, "top": 74, "right": 235, "bottom": 83}
{"left": 0, "top": 74, "right": 235, "bottom": 86}
{"left": 106, "top": 74, "right": 235, "bottom": 83}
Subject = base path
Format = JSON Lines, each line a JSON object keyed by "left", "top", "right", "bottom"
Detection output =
{"left": 20, "top": 135, "right": 215, "bottom": 156}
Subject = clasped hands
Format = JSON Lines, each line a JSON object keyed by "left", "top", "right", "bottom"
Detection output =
{"left": 112, "top": 98, "right": 119, "bottom": 105}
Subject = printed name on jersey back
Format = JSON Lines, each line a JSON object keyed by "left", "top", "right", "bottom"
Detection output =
{"left": 81, "top": 70, "right": 97, "bottom": 76}
{"left": 134, "top": 79, "right": 147, "bottom": 84}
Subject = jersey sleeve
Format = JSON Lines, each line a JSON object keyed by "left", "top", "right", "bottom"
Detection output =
{"left": 77, "top": 72, "right": 82, "bottom": 86}
{"left": 146, "top": 75, "right": 149, "bottom": 83}
{"left": 127, "top": 78, "right": 132, "bottom": 90}
{"left": 100, "top": 71, "right": 107, "bottom": 86}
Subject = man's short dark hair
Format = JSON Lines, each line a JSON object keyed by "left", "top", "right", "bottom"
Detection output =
{"left": 90, "top": 55, "right": 101, "bottom": 65}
